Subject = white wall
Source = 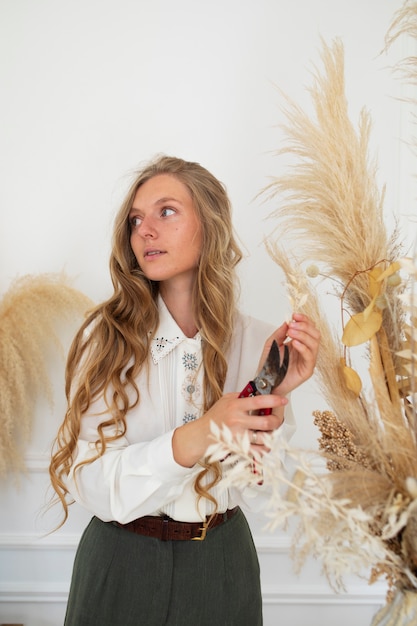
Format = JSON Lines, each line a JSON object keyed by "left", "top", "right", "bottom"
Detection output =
{"left": 0, "top": 1, "right": 415, "bottom": 624}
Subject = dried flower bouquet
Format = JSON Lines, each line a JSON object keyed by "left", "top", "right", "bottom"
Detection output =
{"left": 209, "top": 16, "right": 417, "bottom": 598}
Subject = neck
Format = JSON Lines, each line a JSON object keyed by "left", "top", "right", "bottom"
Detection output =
{"left": 159, "top": 285, "right": 198, "bottom": 338}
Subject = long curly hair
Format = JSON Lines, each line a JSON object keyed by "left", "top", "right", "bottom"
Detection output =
{"left": 49, "top": 155, "right": 243, "bottom": 524}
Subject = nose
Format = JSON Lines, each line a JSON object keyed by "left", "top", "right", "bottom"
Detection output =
{"left": 138, "top": 215, "right": 157, "bottom": 239}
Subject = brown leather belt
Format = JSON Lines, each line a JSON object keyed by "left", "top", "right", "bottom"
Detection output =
{"left": 112, "top": 506, "right": 239, "bottom": 541}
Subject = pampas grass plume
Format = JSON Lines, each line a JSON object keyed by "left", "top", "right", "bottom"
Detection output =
{"left": 0, "top": 273, "right": 92, "bottom": 476}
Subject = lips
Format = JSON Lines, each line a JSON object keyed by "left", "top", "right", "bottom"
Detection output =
{"left": 144, "top": 249, "right": 166, "bottom": 258}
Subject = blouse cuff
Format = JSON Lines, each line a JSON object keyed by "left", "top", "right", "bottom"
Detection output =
{"left": 147, "top": 430, "right": 198, "bottom": 482}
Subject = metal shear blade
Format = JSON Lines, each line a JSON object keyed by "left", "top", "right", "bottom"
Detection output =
{"left": 238, "top": 339, "right": 289, "bottom": 481}
{"left": 238, "top": 340, "right": 289, "bottom": 415}
{"left": 254, "top": 340, "right": 289, "bottom": 395}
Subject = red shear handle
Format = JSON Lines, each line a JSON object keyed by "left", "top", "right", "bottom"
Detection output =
{"left": 238, "top": 381, "right": 257, "bottom": 398}
{"left": 238, "top": 379, "right": 267, "bottom": 484}
{"left": 238, "top": 381, "right": 272, "bottom": 416}
{"left": 257, "top": 407, "right": 272, "bottom": 416}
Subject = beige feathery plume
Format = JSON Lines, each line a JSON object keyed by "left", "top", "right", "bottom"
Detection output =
{"left": 385, "top": 0, "right": 417, "bottom": 85}
{"left": 0, "top": 273, "right": 92, "bottom": 476}
{"left": 265, "top": 38, "right": 401, "bottom": 314}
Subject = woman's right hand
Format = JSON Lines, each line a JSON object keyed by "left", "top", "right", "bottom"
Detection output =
{"left": 171, "top": 391, "right": 288, "bottom": 468}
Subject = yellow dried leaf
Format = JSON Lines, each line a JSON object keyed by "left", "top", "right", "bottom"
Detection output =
{"left": 342, "top": 363, "right": 362, "bottom": 396}
{"left": 363, "top": 295, "right": 377, "bottom": 321}
{"left": 342, "top": 310, "right": 383, "bottom": 346}
{"left": 369, "top": 267, "right": 383, "bottom": 298}
{"left": 376, "top": 261, "right": 402, "bottom": 282}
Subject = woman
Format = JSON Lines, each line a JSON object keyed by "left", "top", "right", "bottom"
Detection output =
{"left": 49, "top": 155, "right": 320, "bottom": 625}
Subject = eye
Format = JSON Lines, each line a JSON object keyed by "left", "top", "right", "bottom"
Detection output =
{"left": 161, "top": 207, "right": 175, "bottom": 218}
{"left": 129, "top": 215, "right": 142, "bottom": 229}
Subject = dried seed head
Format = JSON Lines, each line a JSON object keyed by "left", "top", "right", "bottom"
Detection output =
{"left": 306, "top": 264, "right": 320, "bottom": 278}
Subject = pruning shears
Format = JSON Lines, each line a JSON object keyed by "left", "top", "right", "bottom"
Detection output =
{"left": 238, "top": 339, "right": 289, "bottom": 482}
{"left": 238, "top": 339, "right": 289, "bottom": 414}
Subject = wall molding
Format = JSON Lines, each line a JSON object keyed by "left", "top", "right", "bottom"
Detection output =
{"left": 257, "top": 534, "right": 290, "bottom": 554}
{"left": 0, "top": 581, "right": 386, "bottom": 606}
{"left": 0, "top": 582, "right": 68, "bottom": 604}
{"left": 262, "top": 584, "right": 386, "bottom": 606}
{"left": 24, "top": 453, "right": 49, "bottom": 473}
{"left": 0, "top": 533, "right": 80, "bottom": 550}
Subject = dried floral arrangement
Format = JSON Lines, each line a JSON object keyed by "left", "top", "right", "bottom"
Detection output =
{"left": 0, "top": 273, "right": 92, "bottom": 476}
{"left": 209, "top": 3, "right": 417, "bottom": 606}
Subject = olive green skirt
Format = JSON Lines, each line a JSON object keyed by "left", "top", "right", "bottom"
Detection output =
{"left": 64, "top": 507, "right": 262, "bottom": 626}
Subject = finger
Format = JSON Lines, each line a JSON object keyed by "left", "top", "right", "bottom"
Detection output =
{"left": 241, "top": 393, "right": 288, "bottom": 414}
{"left": 291, "top": 313, "right": 319, "bottom": 328}
{"left": 248, "top": 429, "right": 275, "bottom": 453}
{"left": 269, "top": 322, "right": 290, "bottom": 344}
{"left": 287, "top": 323, "right": 320, "bottom": 353}
{"left": 289, "top": 334, "right": 319, "bottom": 357}
{"left": 248, "top": 429, "right": 271, "bottom": 446}
{"left": 288, "top": 317, "right": 320, "bottom": 337}
{"left": 288, "top": 339, "right": 318, "bottom": 371}
{"left": 249, "top": 429, "right": 262, "bottom": 445}
{"left": 248, "top": 411, "right": 284, "bottom": 433}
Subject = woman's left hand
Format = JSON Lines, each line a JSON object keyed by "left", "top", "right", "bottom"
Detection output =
{"left": 259, "top": 313, "right": 320, "bottom": 397}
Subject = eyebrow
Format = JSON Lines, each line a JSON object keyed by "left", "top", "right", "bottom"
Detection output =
{"left": 154, "top": 196, "right": 181, "bottom": 204}
{"left": 129, "top": 196, "right": 182, "bottom": 214}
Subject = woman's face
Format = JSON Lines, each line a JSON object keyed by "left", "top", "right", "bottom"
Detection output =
{"left": 129, "top": 174, "right": 202, "bottom": 291}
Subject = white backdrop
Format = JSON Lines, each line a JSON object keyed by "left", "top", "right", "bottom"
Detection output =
{"left": 1, "top": 1, "right": 416, "bottom": 625}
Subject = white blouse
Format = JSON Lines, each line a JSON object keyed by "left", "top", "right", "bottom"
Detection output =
{"left": 66, "top": 296, "right": 295, "bottom": 523}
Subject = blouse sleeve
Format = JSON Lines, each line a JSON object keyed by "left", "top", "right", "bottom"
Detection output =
{"left": 64, "top": 363, "right": 203, "bottom": 524}
{"left": 66, "top": 418, "right": 202, "bottom": 524}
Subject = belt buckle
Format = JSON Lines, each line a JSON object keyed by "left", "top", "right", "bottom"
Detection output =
{"left": 191, "top": 520, "right": 208, "bottom": 541}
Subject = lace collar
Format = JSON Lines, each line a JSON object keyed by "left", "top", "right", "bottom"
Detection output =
{"left": 150, "top": 296, "right": 201, "bottom": 364}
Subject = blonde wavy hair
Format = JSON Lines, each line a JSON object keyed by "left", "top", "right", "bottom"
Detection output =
{"left": 49, "top": 155, "right": 243, "bottom": 524}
